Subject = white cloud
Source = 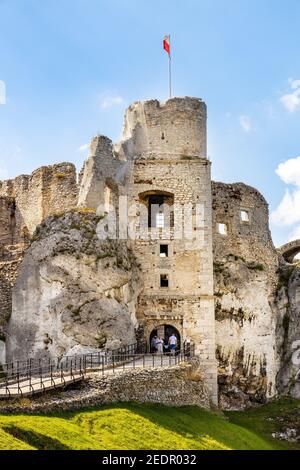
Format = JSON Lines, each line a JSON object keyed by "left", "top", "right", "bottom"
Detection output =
{"left": 239, "top": 115, "right": 252, "bottom": 132}
{"left": 275, "top": 156, "right": 300, "bottom": 186}
{"left": 100, "top": 95, "right": 124, "bottom": 109}
{"left": 271, "top": 156, "right": 300, "bottom": 230}
{"left": 280, "top": 93, "right": 300, "bottom": 112}
{"left": 271, "top": 188, "right": 300, "bottom": 226}
{"left": 288, "top": 78, "right": 300, "bottom": 89}
{"left": 77, "top": 143, "right": 89, "bottom": 152}
{"left": 0, "top": 80, "right": 6, "bottom": 105}
{"left": 279, "top": 80, "right": 300, "bottom": 112}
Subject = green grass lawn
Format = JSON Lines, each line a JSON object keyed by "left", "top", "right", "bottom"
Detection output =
{"left": 0, "top": 399, "right": 299, "bottom": 450}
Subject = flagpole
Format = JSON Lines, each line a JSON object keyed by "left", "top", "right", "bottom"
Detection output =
{"left": 168, "top": 35, "right": 172, "bottom": 98}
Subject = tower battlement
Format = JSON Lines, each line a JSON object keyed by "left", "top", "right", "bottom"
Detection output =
{"left": 118, "top": 97, "right": 207, "bottom": 160}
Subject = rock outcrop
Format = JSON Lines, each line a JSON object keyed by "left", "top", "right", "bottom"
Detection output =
{"left": 276, "top": 263, "right": 300, "bottom": 398}
{"left": 212, "top": 182, "right": 279, "bottom": 409}
{"left": 6, "top": 210, "right": 141, "bottom": 361}
{"left": 214, "top": 256, "right": 277, "bottom": 409}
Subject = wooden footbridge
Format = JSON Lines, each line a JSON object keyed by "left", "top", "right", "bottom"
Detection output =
{"left": 0, "top": 343, "right": 195, "bottom": 399}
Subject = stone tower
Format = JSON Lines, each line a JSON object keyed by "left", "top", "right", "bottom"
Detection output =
{"left": 122, "top": 98, "right": 218, "bottom": 404}
{"left": 78, "top": 97, "right": 218, "bottom": 404}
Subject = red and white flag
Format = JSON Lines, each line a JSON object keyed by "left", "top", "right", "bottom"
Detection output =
{"left": 163, "top": 35, "right": 170, "bottom": 56}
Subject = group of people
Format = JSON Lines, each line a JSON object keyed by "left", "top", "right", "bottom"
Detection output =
{"left": 151, "top": 333, "right": 178, "bottom": 355}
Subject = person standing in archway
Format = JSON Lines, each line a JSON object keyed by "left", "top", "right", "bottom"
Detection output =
{"left": 169, "top": 333, "right": 178, "bottom": 355}
{"left": 151, "top": 335, "right": 157, "bottom": 353}
{"left": 155, "top": 336, "right": 164, "bottom": 354}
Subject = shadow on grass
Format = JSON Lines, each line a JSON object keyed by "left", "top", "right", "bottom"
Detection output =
{"left": 2, "top": 425, "right": 71, "bottom": 450}
{"left": 64, "top": 402, "right": 292, "bottom": 450}
{"left": 63, "top": 402, "right": 257, "bottom": 449}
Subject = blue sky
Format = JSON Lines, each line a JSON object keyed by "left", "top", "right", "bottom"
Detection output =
{"left": 1, "top": 0, "right": 300, "bottom": 246}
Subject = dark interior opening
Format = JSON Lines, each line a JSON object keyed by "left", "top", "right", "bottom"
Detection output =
{"left": 160, "top": 244, "right": 168, "bottom": 257}
{"left": 160, "top": 274, "right": 169, "bottom": 287}
{"left": 149, "top": 324, "right": 181, "bottom": 353}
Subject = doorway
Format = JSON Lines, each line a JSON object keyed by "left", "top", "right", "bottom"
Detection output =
{"left": 149, "top": 324, "right": 181, "bottom": 353}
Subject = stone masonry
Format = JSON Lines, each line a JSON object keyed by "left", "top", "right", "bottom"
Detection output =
{"left": 0, "top": 162, "right": 78, "bottom": 240}
{"left": 0, "top": 360, "right": 210, "bottom": 414}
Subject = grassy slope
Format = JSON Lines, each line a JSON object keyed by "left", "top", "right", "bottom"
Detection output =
{"left": 226, "top": 398, "right": 300, "bottom": 450}
{"left": 0, "top": 400, "right": 298, "bottom": 450}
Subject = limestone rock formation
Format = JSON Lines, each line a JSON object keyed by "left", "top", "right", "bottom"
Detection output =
{"left": 214, "top": 256, "right": 277, "bottom": 409}
{"left": 276, "top": 263, "right": 300, "bottom": 398}
{"left": 6, "top": 210, "right": 141, "bottom": 361}
{"left": 212, "top": 182, "right": 279, "bottom": 409}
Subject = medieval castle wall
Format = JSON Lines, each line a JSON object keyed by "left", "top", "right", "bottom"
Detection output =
{"left": 0, "top": 162, "right": 78, "bottom": 241}
{"left": 117, "top": 98, "right": 207, "bottom": 160}
{"left": 0, "top": 196, "right": 15, "bottom": 245}
{"left": 1, "top": 96, "right": 295, "bottom": 409}
{"left": 212, "top": 181, "right": 278, "bottom": 276}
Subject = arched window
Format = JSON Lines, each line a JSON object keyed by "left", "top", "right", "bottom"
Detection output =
{"left": 139, "top": 191, "right": 174, "bottom": 229}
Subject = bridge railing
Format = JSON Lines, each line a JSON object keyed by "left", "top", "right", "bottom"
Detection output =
{"left": 0, "top": 343, "right": 195, "bottom": 398}
{"left": 0, "top": 356, "right": 86, "bottom": 397}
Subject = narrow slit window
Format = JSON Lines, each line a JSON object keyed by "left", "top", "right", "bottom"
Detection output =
{"left": 160, "top": 244, "right": 169, "bottom": 257}
{"left": 240, "top": 210, "right": 249, "bottom": 222}
{"left": 218, "top": 223, "right": 227, "bottom": 235}
{"left": 160, "top": 274, "right": 169, "bottom": 288}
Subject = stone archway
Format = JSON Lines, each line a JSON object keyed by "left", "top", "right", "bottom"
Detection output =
{"left": 149, "top": 324, "right": 181, "bottom": 353}
{"left": 278, "top": 240, "right": 300, "bottom": 263}
{"left": 138, "top": 190, "right": 174, "bottom": 229}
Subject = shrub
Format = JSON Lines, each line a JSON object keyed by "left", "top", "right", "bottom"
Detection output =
{"left": 54, "top": 172, "right": 67, "bottom": 179}
{"left": 247, "top": 263, "right": 265, "bottom": 271}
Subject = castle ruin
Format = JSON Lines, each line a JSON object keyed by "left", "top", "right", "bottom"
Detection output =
{"left": 0, "top": 97, "right": 300, "bottom": 409}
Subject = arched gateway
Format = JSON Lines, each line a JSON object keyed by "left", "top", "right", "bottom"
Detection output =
{"left": 278, "top": 239, "right": 300, "bottom": 263}
{"left": 149, "top": 324, "right": 181, "bottom": 353}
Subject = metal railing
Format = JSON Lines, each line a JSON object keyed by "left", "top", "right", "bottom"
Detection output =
{"left": 106, "top": 342, "right": 138, "bottom": 356}
{"left": 0, "top": 342, "right": 195, "bottom": 398}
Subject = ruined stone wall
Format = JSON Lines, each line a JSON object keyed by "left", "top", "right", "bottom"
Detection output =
{"left": 212, "top": 182, "right": 278, "bottom": 275}
{"left": 0, "top": 196, "right": 15, "bottom": 245}
{"left": 212, "top": 181, "right": 279, "bottom": 408}
{"left": 116, "top": 97, "right": 207, "bottom": 160}
{"left": 0, "top": 244, "right": 26, "bottom": 364}
{"left": 77, "top": 136, "right": 125, "bottom": 211}
{"left": 0, "top": 162, "right": 78, "bottom": 240}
